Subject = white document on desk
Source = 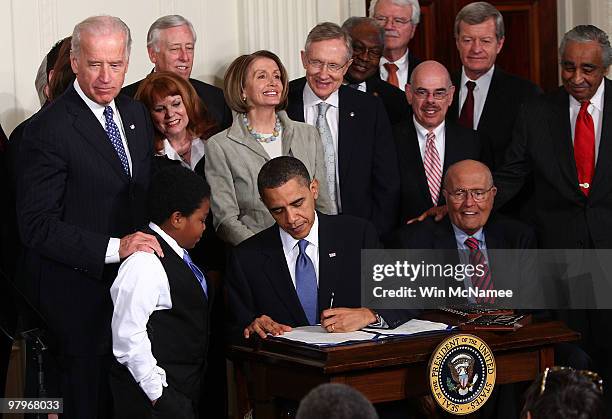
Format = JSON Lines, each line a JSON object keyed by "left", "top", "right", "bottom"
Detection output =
{"left": 363, "top": 318, "right": 453, "bottom": 336}
{"left": 274, "top": 326, "right": 377, "bottom": 346}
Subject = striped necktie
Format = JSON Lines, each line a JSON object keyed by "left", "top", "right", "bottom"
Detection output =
{"left": 423, "top": 131, "right": 442, "bottom": 205}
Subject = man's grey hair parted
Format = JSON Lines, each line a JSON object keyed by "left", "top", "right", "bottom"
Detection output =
{"left": 147, "top": 15, "right": 197, "bottom": 52}
{"left": 454, "top": 2, "right": 505, "bottom": 41}
{"left": 304, "top": 22, "right": 353, "bottom": 62}
{"left": 559, "top": 25, "right": 612, "bottom": 68}
{"left": 71, "top": 15, "right": 132, "bottom": 59}
{"left": 369, "top": 0, "right": 421, "bottom": 25}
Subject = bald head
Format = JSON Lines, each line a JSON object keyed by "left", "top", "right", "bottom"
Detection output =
{"left": 406, "top": 60, "right": 455, "bottom": 130}
{"left": 410, "top": 60, "right": 451, "bottom": 85}
{"left": 444, "top": 160, "right": 492, "bottom": 190}
{"left": 443, "top": 160, "right": 496, "bottom": 235}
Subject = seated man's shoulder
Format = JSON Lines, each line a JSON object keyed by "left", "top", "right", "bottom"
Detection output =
{"left": 486, "top": 214, "right": 536, "bottom": 247}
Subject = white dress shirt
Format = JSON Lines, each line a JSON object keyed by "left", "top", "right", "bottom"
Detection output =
{"left": 379, "top": 50, "right": 410, "bottom": 91}
{"left": 73, "top": 79, "right": 133, "bottom": 265}
{"left": 413, "top": 117, "right": 446, "bottom": 166}
{"left": 157, "top": 137, "right": 205, "bottom": 170}
{"left": 458, "top": 65, "right": 495, "bottom": 128}
{"left": 303, "top": 84, "right": 342, "bottom": 210}
{"left": 111, "top": 222, "right": 185, "bottom": 401}
{"left": 278, "top": 214, "right": 387, "bottom": 327}
{"left": 569, "top": 79, "right": 605, "bottom": 162}
{"left": 280, "top": 213, "right": 320, "bottom": 288}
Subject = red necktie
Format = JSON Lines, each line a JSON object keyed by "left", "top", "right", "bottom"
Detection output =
{"left": 384, "top": 63, "right": 399, "bottom": 88}
{"left": 574, "top": 101, "right": 595, "bottom": 196}
{"left": 465, "top": 237, "right": 494, "bottom": 304}
{"left": 458, "top": 81, "right": 476, "bottom": 129}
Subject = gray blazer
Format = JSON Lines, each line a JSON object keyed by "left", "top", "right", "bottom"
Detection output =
{"left": 205, "top": 110, "right": 334, "bottom": 246}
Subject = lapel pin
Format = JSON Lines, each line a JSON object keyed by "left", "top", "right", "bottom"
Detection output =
{"left": 130, "top": 124, "right": 135, "bottom": 130}
{"left": 329, "top": 252, "right": 336, "bottom": 258}
{"left": 349, "top": 112, "right": 355, "bottom": 117}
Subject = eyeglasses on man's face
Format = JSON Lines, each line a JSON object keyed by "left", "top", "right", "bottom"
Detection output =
{"left": 306, "top": 58, "right": 350, "bottom": 73}
{"left": 411, "top": 87, "right": 452, "bottom": 101}
{"left": 445, "top": 186, "right": 495, "bottom": 202}
{"left": 352, "top": 43, "right": 383, "bottom": 60}
{"left": 374, "top": 15, "right": 413, "bottom": 27}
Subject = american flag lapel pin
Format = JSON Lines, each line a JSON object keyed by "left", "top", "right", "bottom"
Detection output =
{"left": 329, "top": 252, "right": 336, "bottom": 258}
{"left": 349, "top": 112, "right": 355, "bottom": 117}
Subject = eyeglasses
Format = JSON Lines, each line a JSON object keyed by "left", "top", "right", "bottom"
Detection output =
{"left": 540, "top": 366, "right": 603, "bottom": 395}
{"left": 445, "top": 186, "right": 495, "bottom": 202}
{"left": 306, "top": 58, "right": 350, "bottom": 73}
{"left": 353, "top": 43, "right": 383, "bottom": 60}
{"left": 373, "top": 15, "right": 413, "bottom": 27}
{"left": 412, "top": 87, "right": 452, "bottom": 101}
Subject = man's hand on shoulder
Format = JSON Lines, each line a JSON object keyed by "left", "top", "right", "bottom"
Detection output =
{"left": 244, "top": 315, "right": 292, "bottom": 339}
{"left": 119, "top": 232, "right": 164, "bottom": 259}
{"left": 406, "top": 205, "right": 448, "bottom": 224}
{"left": 320, "top": 308, "right": 376, "bottom": 333}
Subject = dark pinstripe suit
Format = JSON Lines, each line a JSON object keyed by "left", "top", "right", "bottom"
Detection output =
{"left": 16, "top": 84, "right": 154, "bottom": 417}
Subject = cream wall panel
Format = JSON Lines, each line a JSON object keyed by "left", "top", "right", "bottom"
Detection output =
{"left": 1, "top": 0, "right": 240, "bottom": 134}
{"left": 238, "top": 0, "right": 365, "bottom": 82}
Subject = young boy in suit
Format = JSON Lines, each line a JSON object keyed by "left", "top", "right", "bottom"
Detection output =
{"left": 110, "top": 166, "right": 211, "bottom": 419}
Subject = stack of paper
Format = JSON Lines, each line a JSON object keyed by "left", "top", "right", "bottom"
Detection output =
{"left": 273, "top": 319, "right": 453, "bottom": 347}
{"left": 275, "top": 326, "right": 377, "bottom": 346}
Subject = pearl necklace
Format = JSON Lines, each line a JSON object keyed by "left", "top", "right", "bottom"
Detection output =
{"left": 243, "top": 114, "right": 281, "bottom": 143}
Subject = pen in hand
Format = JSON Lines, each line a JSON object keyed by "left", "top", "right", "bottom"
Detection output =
{"left": 329, "top": 292, "right": 335, "bottom": 309}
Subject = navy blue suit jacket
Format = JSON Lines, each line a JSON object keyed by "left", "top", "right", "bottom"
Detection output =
{"left": 16, "top": 85, "right": 154, "bottom": 355}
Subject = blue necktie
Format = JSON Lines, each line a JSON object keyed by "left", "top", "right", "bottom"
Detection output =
{"left": 295, "top": 239, "right": 318, "bottom": 325}
{"left": 103, "top": 106, "right": 130, "bottom": 176}
{"left": 183, "top": 250, "right": 208, "bottom": 297}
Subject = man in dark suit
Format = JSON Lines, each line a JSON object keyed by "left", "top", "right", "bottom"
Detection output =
{"left": 394, "top": 60, "right": 481, "bottom": 224}
{"left": 287, "top": 22, "right": 400, "bottom": 238}
{"left": 121, "top": 15, "right": 231, "bottom": 130}
{"left": 494, "top": 24, "right": 612, "bottom": 408}
{"left": 227, "top": 156, "right": 414, "bottom": 340}
{"left": 341, "top": 16, "right": 410, "bottom": 126}
{"left": 369, "top": 0, "right": 422, "bottom": 91}
{"left": 16, "top": 16, "right": 160, "bottom": 418}
{"left": 449, "top": 2, "right": 541, "bottom": 171}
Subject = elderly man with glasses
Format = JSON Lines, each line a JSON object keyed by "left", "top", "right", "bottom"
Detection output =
{"left": 391, "top": 61, "right": 484, "bottom": 224}
{"left": 369, "top": 0, "right": 422, "bottom": 91}
{"left": 287, "top": 22, "right": 400, "bottom": 239}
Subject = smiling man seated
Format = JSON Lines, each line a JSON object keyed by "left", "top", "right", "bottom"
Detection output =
{"left": 226, "top": 156, "right": 416, "bottom": 340}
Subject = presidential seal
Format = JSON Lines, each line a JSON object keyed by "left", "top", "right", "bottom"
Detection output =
{"left": 428, "top": 334, "right": 496, "bottom": 415}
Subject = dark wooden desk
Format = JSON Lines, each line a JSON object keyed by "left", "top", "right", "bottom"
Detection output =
{"left": 230, "top": 321, "right": 579, "bottom": 418}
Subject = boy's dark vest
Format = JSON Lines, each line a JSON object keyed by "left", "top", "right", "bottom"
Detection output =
{"left": 145, "top": 227, "right": 210, "bottom": 401}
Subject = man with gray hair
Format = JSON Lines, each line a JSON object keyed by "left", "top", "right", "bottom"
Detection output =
{"left": 287, "top": 22, "right": 400, "bottom": 238}
{"left": 122, "top": 14, "right": 231, "bottom": 130}
{"left": 449, "top": 1, "right": 540, "bottom": 172}
{"left": 342, "top": 16, "right": 410, "bottom": 125}
{"left": 494, "top": 24, "right": 612, "bottom": 407}
{"left": 369, "top": 0, "right": 422, "bottom": 91}
{"left": 16, "top": 15, "right": 158, "bottom": 418}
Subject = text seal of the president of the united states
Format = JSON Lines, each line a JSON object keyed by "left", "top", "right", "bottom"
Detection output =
{"left": 428, "top": 334, "right": 496, "bottom": 415}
